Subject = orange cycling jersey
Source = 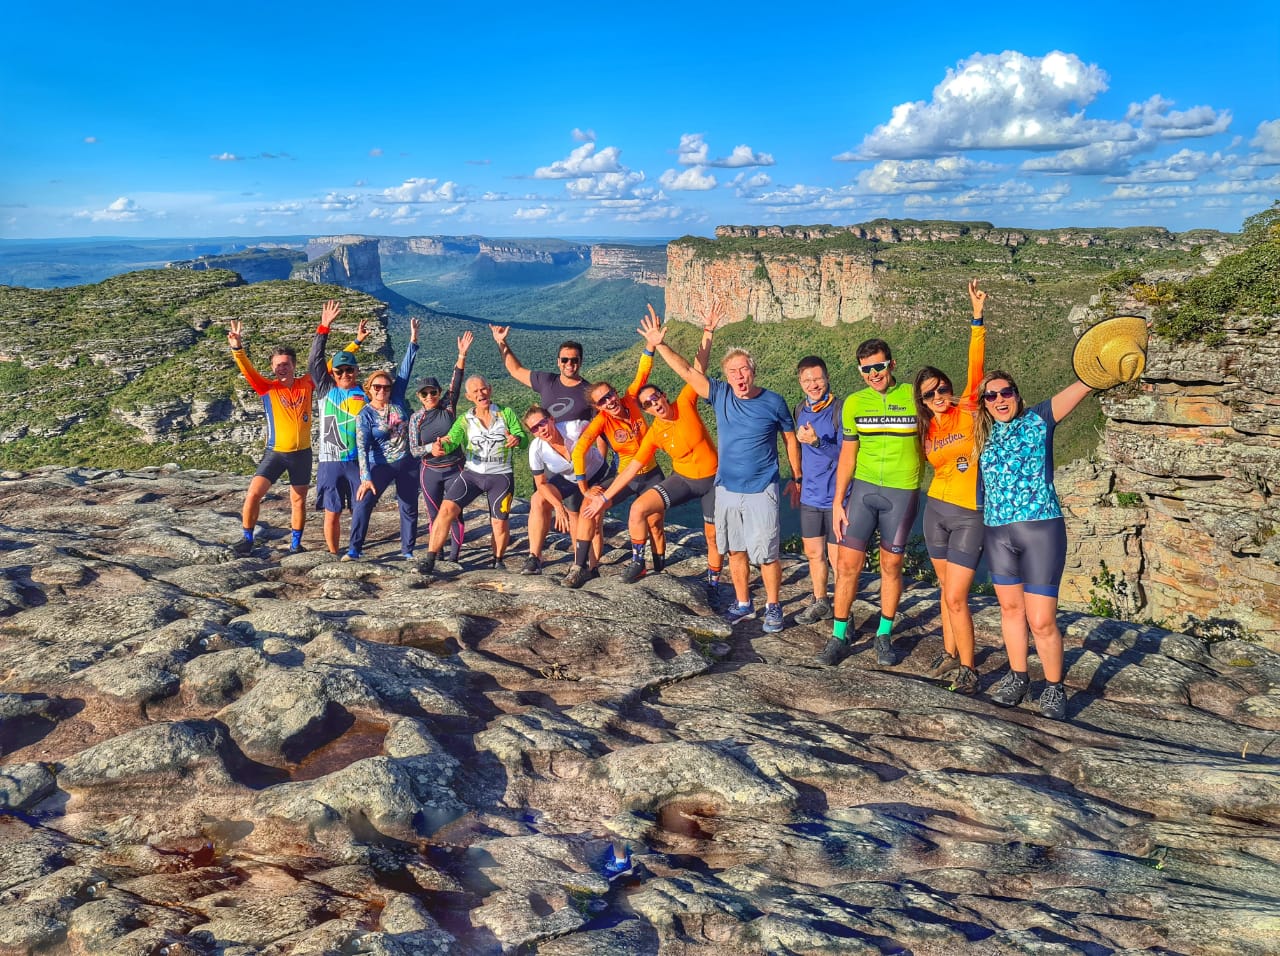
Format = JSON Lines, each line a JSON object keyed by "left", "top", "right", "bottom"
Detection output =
{"left": 572, "top": 352, "right": 656, "bottom": 479}
{"left": 924, "top": 322, "right": 986, "bottom": 510}
{"left": 634, "top": 383, "right": 718, "bottom": 480}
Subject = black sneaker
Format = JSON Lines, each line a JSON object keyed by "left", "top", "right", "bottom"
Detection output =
{"left": 874, "top": 633, "right": 897, "bottom": 666}
{"left": 817, "top": 637, "right": 852, "bottom": 666}
{"left": 948, "top": 665, "right": 978, "bottom": 695}
{"left": 560, "top": 564, "right": 597, "bottom": 589}
{"left": 925, "top": 651, "right": 960, "bottom": 678}
{"left": 795, "top": 598, "right": 833, "bottom": 625}
{"left": 520, "top": 555, "right": 542, "bottom": 576}
{"left": 490, "top": 555, "right": 509, "bottom": 572}
{"left": 620, "top": 561, "right": 647, "bottom": 584}
{"left": 422, "top": 552, "right": 437, "bottom": 575}
{"left": 1039, "top": 682, "right": 1067, "bottom": 720}
{"left": 989, "top": 670, "right": 1030, "bottom": 707}
{"left": 230, "top": 536, "right": 254, "bottom": 556}
{"left": 652, "top": 553, "right": 666, "bottom": 574}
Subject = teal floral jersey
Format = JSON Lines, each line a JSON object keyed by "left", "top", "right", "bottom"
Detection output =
{"left": 978, "top": 400, "right": 1063, "bottom": 526}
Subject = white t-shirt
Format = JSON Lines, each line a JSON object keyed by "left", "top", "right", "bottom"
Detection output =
{"left": 528, "top": 419, "right": 603, "bottom": 480}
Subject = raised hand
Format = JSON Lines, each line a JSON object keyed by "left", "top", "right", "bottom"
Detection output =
{"left": 227, "top": 320, "right": 243, "bottom": 350}
{"left": 457, "top": 330, "right": 474, "bottom": 357}
{"left": 490, "top": 324, "right": 510, "bottom": 345}
{"left": 410, "top": 317, "right": 420, "bottom": 345}
{"left": 638, "top": 305, "right": 666, "bottom": 351}
{"left": 704, "top": 297, "right": 726, "bottom": 334}
{"left": 356, "top": 317, "right": 369, "bottom": 343}
{"left": 968, "top": 279, "right": 987, "bottom": 318}
{"left": 320, "top": 299, "right": 341, "bottom": 331}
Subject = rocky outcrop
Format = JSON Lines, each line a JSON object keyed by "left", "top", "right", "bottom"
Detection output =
{"left": 168, "top": 248, "right": 306, "bottom": 283}
{"left": 587, "top": 244, "right": 667, "bottom": 287}
{"left": 1058, "top": 301, "right": 1280, "bottom": 648}
{"left": 295, "top": 238, "right": 387, "bottom": 295}
{"left": 1, "top": 466, "right": 1278, "bottom": 955}
{"left": 665, "top": 243, "right": 876, "bottom": 327}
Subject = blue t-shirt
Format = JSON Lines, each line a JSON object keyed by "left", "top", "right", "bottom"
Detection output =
{"left": 707, "top": 379, "right": 794, "bottom": 493}
{"left": 794, "top": 394, "right": 843, "bottom": 508}
{"left": 978, "top": 399, "right": 1063, "bottom": 526}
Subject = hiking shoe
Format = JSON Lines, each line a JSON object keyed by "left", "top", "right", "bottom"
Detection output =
{"left": 762, "top": 603, "right": 785, "bottom": 633}
{"left": 421, "top": 552, "right": 437, "bottom": 574}
{"left": 989, "top": 670, "right": 1030, "bottom": 707}
{"left": 874, "top": 633, "right": 897, "bottom": 666}
{"left": 818, "top": 637, "right": 852, "bottom": 666}
{"left": 601, "top": 843, "right": 633, "bottom": 879}
{"left": 560, "top": 564, "right": 597, "bottom": 589}
{"left": 723, "top": 602, "right": 755, "bottom": 625}
{"left": 341, "top": 548, "right": 361, "bottom": 562}
{"left": 948, "top": 665, "right": 978, "bottom": 695}
{"left": 520, "top": 555, "right": 542, "bottom": 575}
{"left": 288, "top": 542, "right": 305, "bottom": 555}
{"left": 489, "top": 555, "right": 508, "bottom": 572}
{"left": 396, "top": 551, "right": 415, "bottom": 561}
{"left": 652, "top": 553, "right": 666, "bottom": 574}
{"left": 620, "top": 561, "right": 647, "bottom": 584}
{"left": 795, "top": 598, "right": 832, "bottom": 625}
{"left": 1039, "top": 682, "right": 1067, "bottom": 720}
{"left": 230, "top": 536, "right": 254, "bottom": 556}
{"left": 926, "top": 651, "right": 960, "bottom": 678}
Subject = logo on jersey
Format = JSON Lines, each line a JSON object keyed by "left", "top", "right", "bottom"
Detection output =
{"left": 547, "top": 398, "right": 575, "bottom": 419}
{"left": 956, "top": 455, "right": 970, "bottom": 472}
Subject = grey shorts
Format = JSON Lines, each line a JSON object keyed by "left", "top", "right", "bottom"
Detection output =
{"left": 714, "top": 484, "right": 780, "bottom": 565}
{"left": 923, "top": 497, "right": 984, "bottom": 570}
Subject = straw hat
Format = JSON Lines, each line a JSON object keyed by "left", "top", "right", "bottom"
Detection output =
{"left": 1073, "top": 316, "right": 1149, "bottom": 389}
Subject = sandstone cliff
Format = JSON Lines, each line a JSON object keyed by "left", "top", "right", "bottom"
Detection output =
{"left": 167, "top": 248, "right": 306, "bottom": 283}
{"left": 295, "top": 238, "right": 387, "bottom": 295}
{"left": 1, "top": 466, "right": 1277, "bottom": 954}
{"left": 1058, "top": 302, "right": 1280, "bottom": 647}
{"left": 587, "top": 244, "right": 668, "bottom": 288}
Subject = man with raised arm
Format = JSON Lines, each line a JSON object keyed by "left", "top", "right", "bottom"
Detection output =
{"left": 309, "top": 299, "right": 371, "bottom": 555}
{"left": 488, "top": 324, "right": 594, "bottom": 423}
{"left": 227, "top": 308, "right": 362, "bottom": 555}
{"left": 643, "top": 306, "right": 802, "bottom": 633}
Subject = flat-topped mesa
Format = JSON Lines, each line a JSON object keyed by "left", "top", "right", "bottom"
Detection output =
{"left": 295, "top": 238, "right": 386, "bottom": 295}
{"left": 587, "top": 244, "right": 667, "bottom": 287}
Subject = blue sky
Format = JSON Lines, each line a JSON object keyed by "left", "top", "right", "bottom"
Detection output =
{"left": 2, "top": 1, "right": 1277, "bottom": 239}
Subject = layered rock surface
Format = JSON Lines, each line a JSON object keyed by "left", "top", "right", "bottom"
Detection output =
{"left": 1, "top": 467, "right": 1277, "bottom": 955}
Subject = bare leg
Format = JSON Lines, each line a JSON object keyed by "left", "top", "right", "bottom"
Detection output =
{"left": 729, "top": 550, "right": 751, "bottom": 604}
{"left": 526, "top": 491, "right": 551, "bottom": 559}
{"left": 1025, "top": 593, "right": 1064, "bottom": 682}
{"left": 323, "top": 511, "right": 341, "bottom": 554}
{"left": 802, "top": 535, "right": 829, "bottom": 600}
{"left": 932, "top": 557, "right": 956, "bottom": 656}
{"left": 703, "top": 522, "right": 722, "bottom": 571}
{"left": 289, "top": 485, "right": 307, "bottom": 532}
{"left": 492, "top": 518, "right": 510, "bottom": 559}
{"left": 994, "top": 583, "right": 1030, "bottom": 670}
{"left": 241, "top": 475, "right": 272, "bottom": 531}
{"left": 942, "top": 561, "right": 978, "bottom": 668}
{"left": 760, "top": 559, "right": 782, "bottom": 604}
{"left": 833, "top": 545, "right": 868, "bottom": 619}
{"left": 429, "top": 501, "right": 463, "bottom": 555}
{"left": 879, "top": 549, "right": 905, "bottom": 619}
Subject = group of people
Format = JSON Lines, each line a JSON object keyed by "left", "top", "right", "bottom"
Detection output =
{"left": 230, "top": 284, "right": 1144, "bottom": 722}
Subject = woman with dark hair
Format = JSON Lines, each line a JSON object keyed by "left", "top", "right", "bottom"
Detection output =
{"left": 408, "top": 331, "right": 473, "bottom": 562}
{"left": 973, "top": 367, "right": 1094, "bottom": 720}
{"left": 346, "top": 320, "right": 420, "bottom": 561}
{"left": 911, "top": 279, "right": 987, "bottom": 693}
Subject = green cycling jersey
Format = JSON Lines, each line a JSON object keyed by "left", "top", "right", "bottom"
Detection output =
{"left": 841, "top": 381, "right": 922, "bottom": 490}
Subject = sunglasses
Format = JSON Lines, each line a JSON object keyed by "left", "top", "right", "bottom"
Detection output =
{"left": 558, "top": 356, "right": 581, "bottom": 365}
{"left": 334, "top": 367, "right": 357, "bottom": 376}
{"left": 528, "top": 416, "right": 552, "bottom": 431}
{"left": 983, "top": 387, "right": 1018, "bottom": 402}
{"left": 921, "top": 383, "right": 953, "bottom": 401}
{"left": 640, "top": 391, "right": 665, "bottom": 409}
{"left": 369, "top": 383, "right": 391, "bottom": 392}
{"left": 418, "top": 389, "right": 440, "bottom": 398}
{"left": 859, "top": 361, "right": 891, "bottom": 374}
{"left": 594, "top": 389, "right": 619, "bottom": 406}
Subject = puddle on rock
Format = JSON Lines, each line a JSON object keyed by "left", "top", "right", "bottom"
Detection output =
{"left": 287, "top": 717, "right": 388, "bottom": 781}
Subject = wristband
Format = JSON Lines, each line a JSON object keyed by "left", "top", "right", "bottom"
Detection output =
{"left": 317, "top": 325, "right": 330, "bottom": 335}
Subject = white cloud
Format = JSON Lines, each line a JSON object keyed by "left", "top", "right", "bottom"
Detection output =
{"left": 677, "top": 133, "right": 774, "bottom": 168}
{"left": 730, "top": 171, "right": 773, "bottom": 197}
{"left": 369, "top": 148, "right": 383, "bottom": 157}
{"left": 858, "top": 156, "right": 1000, "bottom": 194}
{"left": 659, "top": 166, "right": 717, "bottom": 191}
{"left": 83, "top": 136, "right": 97, "bottom": 144}
{"left": 514, "top": 205, "right": 555, "bottom": 220}
{"left": 256, "top": 201, "right": 304, "bottom": 216}
{"left": 211, "top": 152, "right": 243, "bottom": 162}
{"left": 320, "top": 192, "right": 359, "bottom": 209}
{"left": 1246, "top": 118, "right": 1280, "bottom": 165}
{"left": 1126, "top": 95, "right": 1232, "bottom": 139}
{"left": 1103, "top": 148, "right": 1227, "bottom": 183}
{"left": 379, "top": 178, "right": 461, "bottom": 203}
{"left": 563, "top": 169, "right": 647, "bottom": 200}
{"left": 848, "top": 50, "right": 1132, "bottom": 159}
{"left": 534, "top": 143, "right": 623, "bottom": 179}
{"left": 75, "top": 196, "right": 147, "bottom": 222}
{"left": 572, "top": 128, "right": 596, "bottom": 143}
{"left": 1021, "top": 138, "right": 1152, "bottom": 175}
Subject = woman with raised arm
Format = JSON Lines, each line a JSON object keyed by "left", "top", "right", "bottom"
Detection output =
{"left": 581, "top": 306, "right": 723, "bottom": 594}
{"left": 346, "top": 319, "right": 420, "bottom": 561}
{"left": 911, "top": 279, "right": 987, "bottom": 693}
{"left": 408, "top": 331, "right": 474, "bottom": 562}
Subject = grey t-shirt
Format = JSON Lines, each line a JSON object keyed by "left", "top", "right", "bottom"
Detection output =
{"left": 529, "top": 370, "right": 594, "bottom": 423}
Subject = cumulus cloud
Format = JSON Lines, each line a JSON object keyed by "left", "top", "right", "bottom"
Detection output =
{"left": 1102, "top": 148, "right": 1227, "bottom": 183}
{"left": 659, "top": 167, "right": 717, "bottom": 191}
{"left": 320, "top": 193, "right": 360, "bottom": 210}
{"left": 1246, "top": 119, "right": 1280, "bottom": 165}
{"left": 211, "top": 152, "right": 243, "bottom": 162}
{"left": 534, "top": 143, "right": 623, "bottom": 179}
{"left": 76, "top": 196, "right": 146, "bottom": 222}
{"left": 677, "top": 133, "right": 774, "bottom": 168}
{"left": 730, "top": 171, "right": 773, "bottom": 197}
{"left": 1021, "top": 138, "right": 1152, "bottom": 175}
{"left": 379, "top": 178, "right": 461, "bottom": 203}
{"left": 514, "top": 205, "right": 555, "bottom": 220}
{"left": 858, "top": 156, "right": 1000, "bottom": 194}
{"left": 563, "top": 169, "right": 647, "bottom": 199}
{"left": 848, "top": 50, "right": 1132, "bottom": 159}
{"left": 572, "top": 128, "right": 596, "bottom": 142}
{"left": 1126, "top": 95, "right": 1232, "bottom": 139}
{"left": 83, "top": 136, "right": 97, "bottom": 144}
